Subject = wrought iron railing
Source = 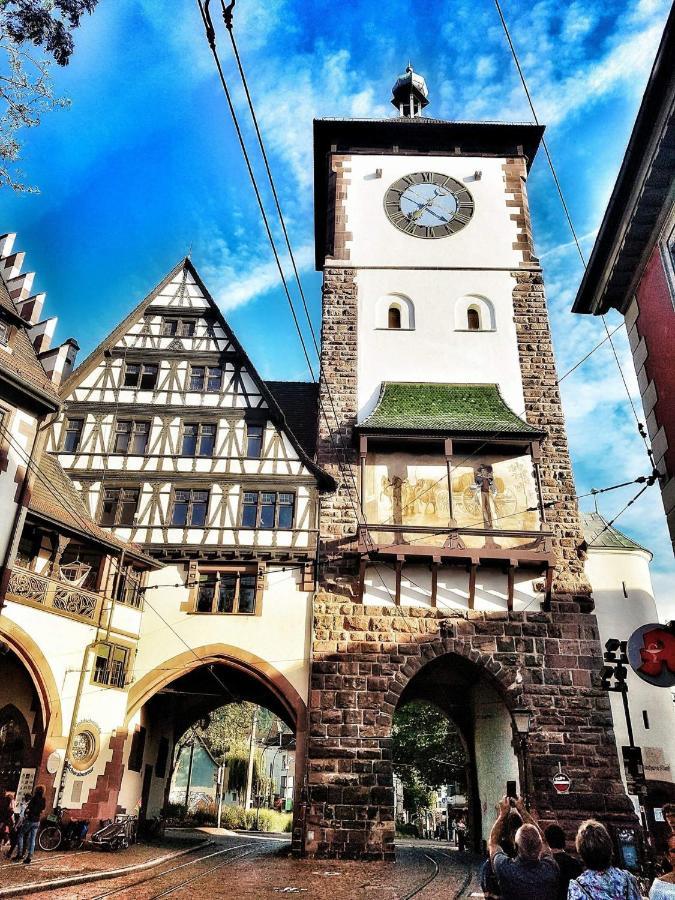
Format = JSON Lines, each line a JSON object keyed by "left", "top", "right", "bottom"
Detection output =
{"left": 7, "top": 566, "right": 103, "bottom": 623}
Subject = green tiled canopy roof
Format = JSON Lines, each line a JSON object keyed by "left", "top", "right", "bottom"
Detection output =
{"left": 581, "top": 512, "right": 651, "bottom": 555}
{"left": 359, "top": 383, "right": 542, "bottom": 437}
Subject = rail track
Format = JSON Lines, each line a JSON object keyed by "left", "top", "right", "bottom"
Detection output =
{"left": 400, "top": 848, "right": 476, "bottom": 899}
{"left": 87, "top": 841, "right": 257, "bottom": 899}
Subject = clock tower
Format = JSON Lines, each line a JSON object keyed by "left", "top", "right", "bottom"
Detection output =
{"left": 302, "top": 67, "right": 635, "bottom": 860}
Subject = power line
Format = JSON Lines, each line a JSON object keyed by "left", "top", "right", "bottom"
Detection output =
{"left": 493, "top": 0, "right": 655, "bottom": 469}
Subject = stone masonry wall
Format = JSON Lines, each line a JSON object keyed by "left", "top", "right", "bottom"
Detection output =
{"left": 303, "top": 595, "right": 634, "bottom": 859}
{"left": 504, "top": 157, "right": 590, "bottom": 594}
{"left": 317, "top": 265, "right": 360, "bottom": 596}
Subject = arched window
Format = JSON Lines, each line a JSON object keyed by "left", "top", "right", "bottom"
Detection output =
{"left": 388, "top": 305, "right": 402, "bottom": 329}
{"left": 467, "top": 308, "right": 480, "bottom": 331}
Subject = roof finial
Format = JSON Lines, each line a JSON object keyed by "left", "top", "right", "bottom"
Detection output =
{"left": 392, "top": 62, "right": 429, "bottom": 118}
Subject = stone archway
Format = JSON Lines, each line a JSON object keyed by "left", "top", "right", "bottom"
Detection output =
{"left": 121, "top": 644, "right": 308, "bottom": 844}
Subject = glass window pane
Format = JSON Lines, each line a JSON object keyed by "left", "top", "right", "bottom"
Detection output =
{"left": 218, "top": 575, "right": 237, "bottom": 613}
{"left": 119, "top": 491, "right": 139, "bottom": 526}
{"left": 181, "top": 424, "right": 198, "bottom": 456}
{"left": 180, "top": 321, "right": 195, "bottom": 337}
{"left": 278, "top": 495, "right": 294, "bottom": 529}
{"left": 124, "top": 365, "right": 139, "bottom": 387}
{"left": 100, "top": 489, "right": 119, "bottom": 526}
{"left": 131, "top": 423, "right": 149, "bottom": 455}
{"left": 260, "top": 494, "right": 276, "bottom": 528}
{"left": 197, "top": 575, "right": 216, "bottom": 612}
{"left": 207, "top": 367, "right": 222, "bottom": 392}
{"left": 190, "top": 496, "right": 208, "bottom": 527}
{"left": 238, "top": 576, "right": 256, "bottom": 614}
{"left": 162, "top": 320, "right": 177, "bottom": 336}
{"left": 190, "top": 367, "right": 205, "bottom": 390}
{"left": 63, "top": 419, "right": 83, "bottom": 452}
{"left": 242, "top": 493, "right": 258, "bottom": 528}
{"left": 114, "top": 422, "right": 131, "bottom": 453}
{"left": 198, "top": 425, "right": 216, "bottom": 457}
{"left": 140, "top": 365, "right": 158, "bottom": 389}
{"left": 171, "top": 498, "right": 188, "bottom": 526}
{"left": 246, "top": 425, "right": 263, "bottom": 458}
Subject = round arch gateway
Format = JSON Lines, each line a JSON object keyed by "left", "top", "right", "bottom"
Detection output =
{"left": 120, "top": 645, "right": 307, "bottom": 829}
{"left": 394, "top": 652, "right": 521, "bottom": 849}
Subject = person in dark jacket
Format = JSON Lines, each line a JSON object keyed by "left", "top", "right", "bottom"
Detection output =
{"left": 488, "top": 796, "right": 559, "bottom": 900}
{"left": 11, "top": 785, "right": 45, "bottom": 864}
{"left": 544, "top": 824, "right": 583, "bottom": 900}
{"left": 0, "top": 791, "right": 13, "bottom": 847}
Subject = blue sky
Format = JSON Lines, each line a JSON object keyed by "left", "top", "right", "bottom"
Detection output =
{"left": 2, "top": 0, "right": 673, "bottom": 618}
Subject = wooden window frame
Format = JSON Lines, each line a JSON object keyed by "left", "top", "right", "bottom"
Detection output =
{"left": 240, "top": 490, "right": 295, "bottom": 530}
{"left": 99, "top": 487, "right": 140, "bottom": 527}
{"left": 245, "top": 423, "right": 264, "bottom": 458}
{"left": 91, "top": 640, "right": 134, "bottom": 690}
{"left": 123, "top": 362, "right": 159, "bottom": 390}
{"left": 180, "top": 422, "right": 216, "bottom": 458}
{"left": 170, "top": 487, "right": 210, "bottom": 527}
{"left": 112, "top": 419, "right": 150, "bottom": 455}
{"left": 162, "top": 317, "right": 196, "bottom": 338}
{"left": 191, "top": 564, "right": 264, "bottom": 617}
{"left": 62, "top": 417, "right": 84, "bottom": 452}
{"left": 188, "top": 365, "right": 222, "bottom": 393}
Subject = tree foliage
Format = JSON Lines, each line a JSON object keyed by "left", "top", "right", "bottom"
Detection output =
{"left": 392, "top": 700, "right": 466, "bottom": 793}
{"left": 1, "top": 1, "right": 99, "bottom": 191}
{"left": 189, "top": 702, "right": 277, "bottom": 759}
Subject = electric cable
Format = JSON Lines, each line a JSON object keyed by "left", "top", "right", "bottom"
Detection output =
{"left": 493, "top": 0, "right": 655, "bottom": 469}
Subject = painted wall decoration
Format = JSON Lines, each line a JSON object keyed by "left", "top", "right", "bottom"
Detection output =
{"left": 364, "top": 451, "right": 539, "bottom": 548}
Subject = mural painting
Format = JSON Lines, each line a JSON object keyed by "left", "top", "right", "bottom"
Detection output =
{"left": 364, "top": 451, "right": 539, "bottom": 548}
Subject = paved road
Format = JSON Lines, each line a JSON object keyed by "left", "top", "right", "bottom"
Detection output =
{"left": 31, "top": 834, "right": 482, "bottom": 899}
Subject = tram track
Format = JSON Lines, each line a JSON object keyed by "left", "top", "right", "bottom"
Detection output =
{"left": 399, "top": 849, "right": 476, "bottom": 900}
{"left": 86, "top": 841, "right": 256, "bottom": 899}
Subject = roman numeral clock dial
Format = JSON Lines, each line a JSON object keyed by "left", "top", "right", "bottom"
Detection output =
{"left": 383, "top": 172, "right": 475, "bottom": 238}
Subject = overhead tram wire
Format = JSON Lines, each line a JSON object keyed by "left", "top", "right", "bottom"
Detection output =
{"left": 493, "top": 0, "right": 656, "bottom": 471}
{"left": 214, "top": 0, "right": 377, "bottom": 555}
{"left": 0, "top": 419, "right": 245, "bottom": 706}
{"left": 195, "top": 0, "right": 397, "bottom": 600}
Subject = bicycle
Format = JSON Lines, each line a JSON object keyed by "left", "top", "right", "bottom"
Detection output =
{"left": 38, "top": 807, "right": 89, "bottom": 852}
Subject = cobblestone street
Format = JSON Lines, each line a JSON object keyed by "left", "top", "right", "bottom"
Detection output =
{"left": 0, "top": 834, "right": 483, "bottom": 899}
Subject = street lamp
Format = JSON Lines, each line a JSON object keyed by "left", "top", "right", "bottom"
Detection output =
{"left": 512, "top": 706, "right": 532, "bottom": 808}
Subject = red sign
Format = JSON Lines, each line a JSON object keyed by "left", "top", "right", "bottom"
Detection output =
{"left": 552, "top": 773, "right": 571, "bottom": 794}
{"left": 627, "top": 624, "right": 675, "bottom": 688}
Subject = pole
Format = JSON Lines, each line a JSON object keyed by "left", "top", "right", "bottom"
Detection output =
{"left": 216, "top": 764, "right": 224, "bottom": 830}
{"left": 621, "top": 688, "right": 635, "bottom": 747}
{"left": 184, "top": 737, "right": 195, "bottom": 810}
{"left": 244, "top": 708, "right": 258, "bottom": 810}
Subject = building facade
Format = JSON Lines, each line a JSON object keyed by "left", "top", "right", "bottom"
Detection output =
{"left": 572, "top": 5, "right": 675, "bottom": 552}
{"left": 304, "top": 67, "right": 636, "bottom": 859}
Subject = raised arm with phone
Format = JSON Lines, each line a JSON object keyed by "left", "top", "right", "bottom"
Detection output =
{"left": 488, "top": 795, "right": 559, "bottom": 900}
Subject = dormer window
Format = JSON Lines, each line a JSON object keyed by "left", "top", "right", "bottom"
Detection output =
{"left": 388, "top": 306, "right": 402, "bottom": 329}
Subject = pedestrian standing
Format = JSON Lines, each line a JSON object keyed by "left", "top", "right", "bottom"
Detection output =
{"left": 11, "top": 785, "right": 46, "bottom": 865}
{"left": 0, "top": 791, "right": 13, "bottom": 847}
{"left": 544, "top": 824, "right": 583, "bottom": 900}
{"left": 488, "top": 796, "right": 559, "bottom": 900}
{"left": 649, "top": 833, "right": 675, "bottom": 898}
{"left": 456, "top": 815, "right": 467, "bottom": 852}
{"left": 567, "top": 820, "right": 641, "bottom": 899}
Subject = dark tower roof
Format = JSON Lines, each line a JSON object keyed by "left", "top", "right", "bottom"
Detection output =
{"left": 391, "top": 63, "right": 429, "bottom": 118}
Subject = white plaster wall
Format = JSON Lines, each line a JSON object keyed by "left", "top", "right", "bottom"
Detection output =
{"left": 341, "top": 155, "right": 523, "bottom": 269}
{"left": 362, "top": 563, "right": 542, "bottom": 613}
{"left": 585, "top": 547, "right": 675, "bottom": 789}
{"left": 135, "top": 564, "right": 312, "bottom": 704}
{"left": 472, "top": 680, "right": 520, "bottom": 843}
{"left": 357, "top": 269, "right": 525, "bottom": 418}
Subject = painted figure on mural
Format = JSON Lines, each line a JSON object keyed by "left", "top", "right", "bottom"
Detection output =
{"left": 471, "top": 464, "right": 497, "bottom": 528}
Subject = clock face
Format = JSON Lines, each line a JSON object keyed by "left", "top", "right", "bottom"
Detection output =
{"left": 384, "top": 172, "right": 474, "bottom": 238}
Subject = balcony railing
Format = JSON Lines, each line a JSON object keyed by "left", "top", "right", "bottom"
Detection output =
{"left": 7, "top": 566, "right": 103, "bottom": 624}
{"left": 358, "top": 524, "right": 554, "bottom": 564}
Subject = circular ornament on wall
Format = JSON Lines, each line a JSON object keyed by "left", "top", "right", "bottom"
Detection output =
{"left": 383, "top": 172, "right": 474, "bottom": 238}
{"left": 68, "top": 721, "right": 101, "bottom": 774}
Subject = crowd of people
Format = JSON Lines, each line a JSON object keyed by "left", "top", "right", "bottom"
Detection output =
{"left": 482, "top": 797, "right": 675, "bottom": 900}
{"left": 0, "top": 784, "right": 46, "bottom": 865}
